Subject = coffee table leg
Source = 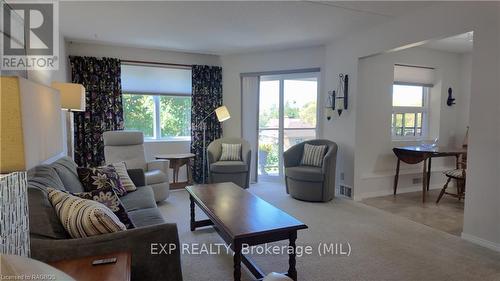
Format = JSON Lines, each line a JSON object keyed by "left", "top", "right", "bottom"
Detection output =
{"left": 233, "top": 241, "right": 242, "bottom": 281}
{"left": 287, "top": 231, "right": 297, "bottom": 281}
{"left": 190, "top": 195, "right": 195, "bottom": 231}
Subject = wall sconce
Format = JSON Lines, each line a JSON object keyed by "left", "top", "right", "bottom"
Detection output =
{"left": 446, "top": 87, "right": 455, "bottom": 106}
{"left": 331, "top": 74, "right": 349, "bottom": 116}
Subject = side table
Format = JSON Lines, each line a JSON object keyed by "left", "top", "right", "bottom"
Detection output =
{"left": 155, "top": 153, "right": 196, "bottom": 189}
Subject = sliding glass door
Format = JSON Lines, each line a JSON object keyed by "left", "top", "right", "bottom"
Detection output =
{"left": 258, "top": 72, "right": 319, "bottom": 180}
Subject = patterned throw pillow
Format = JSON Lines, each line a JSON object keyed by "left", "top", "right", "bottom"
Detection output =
{"left": 47, "top": 188, "right": 126, "bottom": 238}
{"left": 73, "top": 186, "right": 135, "bottom": 229}
{"left": 220, "top": 143, "right": 242, "bottom": 161}
{"left": 109, "top": 162, "right": 137, "bottom": 192}
{"left": 77, "top": 166, "right": 127, "bottom": 196}
{"left": 300, "top": 143, "right": 327, "bottom": 167}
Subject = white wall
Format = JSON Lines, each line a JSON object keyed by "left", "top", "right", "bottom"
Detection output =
{"left": 67, "top": 41, "right": 220, "bottom": 181}
{"left": 27, "top": 32, "right": 69, "bottom": 161}
{"left": 322, "top": 2, "right": 499, "bottom": 250}
{"left": 220, "top": 45, "right": 326, "bottom": 138}
{"left": 356, "top": 46, "right": 471, "bottom": 198}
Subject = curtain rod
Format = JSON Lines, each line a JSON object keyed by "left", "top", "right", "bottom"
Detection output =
{"left": 121, "top": 59, "right": 192, "bottom": 68}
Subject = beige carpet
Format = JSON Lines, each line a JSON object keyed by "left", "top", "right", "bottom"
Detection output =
{"left": 158, "top": 182, "right": 500, "bottom": 281}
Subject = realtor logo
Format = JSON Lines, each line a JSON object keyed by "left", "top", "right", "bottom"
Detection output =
{"left": 1, "top": 1, "right": 59, "bottom": 70}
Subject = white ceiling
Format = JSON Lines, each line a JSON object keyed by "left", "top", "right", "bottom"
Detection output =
{"left": 60, "top": 1, "right": 433, "bottom": 55}
{"left": 422, "top": 32, "right": 474, "bottom": 54}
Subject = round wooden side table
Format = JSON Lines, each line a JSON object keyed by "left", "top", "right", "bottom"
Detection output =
{"left": 155, "top": 153, "right": 195, "bottom": 189}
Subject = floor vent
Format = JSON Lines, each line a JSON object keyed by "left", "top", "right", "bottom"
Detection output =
{"left": 339, "top": 185, "right": 352, "bottom": 198}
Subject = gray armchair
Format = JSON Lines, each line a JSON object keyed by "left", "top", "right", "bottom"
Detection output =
{"left": 283, "top": 139, "right": 338, "bottom": 202}
{"left": 103, "top": 130, "right": 170, "bottom": 202}
{"left": 207, "top": 137, "right": 251, "bottom": 189}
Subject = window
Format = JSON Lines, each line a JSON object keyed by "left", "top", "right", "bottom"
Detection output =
{"left": 121, "top": 64, "right": 191, "bottom": 141}
{"left": 391, "top": 84, "right": 428, "bottom": 139}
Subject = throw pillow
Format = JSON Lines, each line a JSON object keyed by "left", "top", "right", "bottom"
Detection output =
{"left": 77, "top": 166, "right": 127, "bottom": 196}
{"left": 109, "top": 162, "right": 137, "bottom": 192}
{"left": 73, "top": 186, "right": 135, "bottom": 229}
{"left": 300, "top": 143, "right": 327, "bottom": 167}
{"left": 220, "top": 143, "right": 242, "bottom": 161}
{"left": 47, "top": 188, "right": 126, "bottom": 238}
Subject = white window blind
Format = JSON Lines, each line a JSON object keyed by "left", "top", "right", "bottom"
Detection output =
{"left": 394, "top": 64, "right": 435, "bottom": 87}
{"left": 121, "top": 64, "right": 192, "bottom": 95}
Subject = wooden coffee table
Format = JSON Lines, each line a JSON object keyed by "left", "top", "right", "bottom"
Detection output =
{"left": 186, "top": 182, "right": 308, "bottom": 281}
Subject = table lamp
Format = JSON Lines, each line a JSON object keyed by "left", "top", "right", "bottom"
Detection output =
{"left": 51, "top": 82, "right": 86, "bottom": 158}
{"left": 1, "top": 76, "right": 64, "bottom": 257}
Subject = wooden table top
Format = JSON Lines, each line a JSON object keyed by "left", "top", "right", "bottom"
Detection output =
{"left": 395, "top": 145, "right": 467, "bottom": 155}
{"left": 49, "top": 252, "right": 131, "bottom": 281}
{"left": 155, "top": 153, "right": 196, "bottom": 159}
{"left": 186, "top": 182, "right": 307, "bottom": 239}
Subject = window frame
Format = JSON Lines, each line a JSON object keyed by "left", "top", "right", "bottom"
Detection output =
{"left": 391, "top": 84, "right": 429, "bottom": 141}
{"left": 122, "top": 92, "right": 191, "bottom": 142}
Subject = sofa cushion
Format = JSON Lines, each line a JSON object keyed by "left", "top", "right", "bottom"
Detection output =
{"left": 285, "top": 166, "right": 324, "bottom": 182}
{"left": 77, "top": 166, "right": 127, "bottom": 196}
{"left": 128, "top": 207, "right": 166, "bottom": 227}
{"left": 47, "top": 188, "right": 126, "bottom": 238}
{"left": 120, "top": 186, "right": 157, "bottom": 212}
{"left": 210, "top": 161, "right": 248, "bottom": 173}
{"left": 73, "top": 186, "right": 135, "bottom": 229}
{"left": 145, "top": 170, "right": 167, "bottom": 185}
{"left": 27, "top": 186, "right": 69, "bottom": 239}
{"left": 49, "top": 157, "right": 84, "bottom": 193}
{"left": 220, "top": 143, "right": 242, "bottom": 161}
{"left": 27, "top": 165, "right": 65, "bottom": 191}
{"left": 110, "top": 162, "right": 137, "bottom": 192}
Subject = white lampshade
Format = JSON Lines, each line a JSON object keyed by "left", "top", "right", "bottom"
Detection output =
{"left": 215, "top": 105, "right": 230, "bottom": 122}
{"left": 51, "top": 82, "right": 86, "bottom": 111}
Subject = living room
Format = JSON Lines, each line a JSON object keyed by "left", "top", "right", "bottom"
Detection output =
{"left": 1, "top": 1, "right": 500, "bottom": 281}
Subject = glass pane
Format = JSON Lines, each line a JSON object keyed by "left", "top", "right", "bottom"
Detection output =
{"left": 392, "top": 85, "right": 424, "bottom": 107}
{"left": 395, "top": 113, "right": 403, "bottom": 127}
{"left": 258, "top": 130, "right": 279, "bottom": 176}
{"left": 159, "top": 95, "right": 191, "bottom": 138}
{"left": 284, "top": 129, "right": 316, "bottom": 151}
{"left": 283, "top": 78, "right": 317, "bottom": 128}
{"left": 123, "top": 94, "right": 154, "bottom": 138}
{"left": 404, "top": 113, "right": 415, "bottom": 128}
{"left": 259, "top": 80, "right": 279, "bottom": 129}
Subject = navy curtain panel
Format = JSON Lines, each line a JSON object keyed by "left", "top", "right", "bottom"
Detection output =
{"left": 191, "top": 65, "right": 223, "bottom": 183}
{"left": 70, "top": 56, "right": 124, "bottom": 167}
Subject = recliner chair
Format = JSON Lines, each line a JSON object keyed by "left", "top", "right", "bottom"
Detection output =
{"left": 283, "top": 139, "right": 338, "bottom": 202}
{"left": 103, "top": 130, "right": 170, "bottom": 202}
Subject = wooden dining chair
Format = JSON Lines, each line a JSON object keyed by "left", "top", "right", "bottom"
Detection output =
{"left": 436, "top": 154, "right": 467, "bottom": 203}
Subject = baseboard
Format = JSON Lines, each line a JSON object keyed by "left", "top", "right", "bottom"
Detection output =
{"left": 359, "top": 184, "right": 442, "bottom": 200}
{"left": 461, "top": 232, "right": 500, "bottom": 252}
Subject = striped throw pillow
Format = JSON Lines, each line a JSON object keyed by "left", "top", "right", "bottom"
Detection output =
{"left": 220, "top": 143, "right": 242, "bottom": 161}
{"left": 47, "top": 188, "right": 126, "bottom": 238}
{"left": 110, "top": 162, "right": 137, "bottom": 192}
{"left": 301, "top": 143, "right": 327, "bottom": 167}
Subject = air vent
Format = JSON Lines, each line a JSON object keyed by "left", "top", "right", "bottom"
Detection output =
{"left": 339, "top": 185, "right": 352, "bottom": 198}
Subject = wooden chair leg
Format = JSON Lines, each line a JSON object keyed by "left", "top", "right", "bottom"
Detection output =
{"left": 436, "top": 177, "right": 451, "bottom": 203}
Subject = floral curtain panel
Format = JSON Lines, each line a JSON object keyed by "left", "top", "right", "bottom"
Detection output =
{"left": 191, "top": 65, "right": 223, "bottom": 183}
{"left": 70, "top": 56, "right": 124, "bottom": 167}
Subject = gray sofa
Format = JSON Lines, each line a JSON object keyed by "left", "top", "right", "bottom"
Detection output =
{"left": 27, "top": 157, "right": 182, "bottom": 281}
{"left": 284, "top": 139, "right": 338, "bottom": 202}
{"left": 207, "top": 137, "right": 252, "bottom": 189}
